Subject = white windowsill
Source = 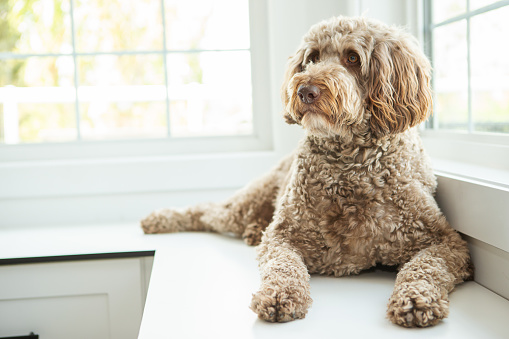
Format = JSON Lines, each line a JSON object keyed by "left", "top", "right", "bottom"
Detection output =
{"left": 0, "top": 150, "right": 283, "bottom": 200}
{"left": 420, "top": 131, "right": 509, "bottom": 174}
{"left": 431, "top": 158, "right": 509, "bottom": 191}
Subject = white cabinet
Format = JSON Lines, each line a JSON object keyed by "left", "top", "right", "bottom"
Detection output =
{"left": 0, "top": 256, "right": 153, "bottom": 339}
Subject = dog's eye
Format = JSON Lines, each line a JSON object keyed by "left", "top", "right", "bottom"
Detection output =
{"left": 346, "top": 53, "right": 360, "bottom": 65}
{"left": 300, "top": 52, "right": 319, "bottom": 71}
{"left": 305, "top": 51, "right": 319, "bottom": 65}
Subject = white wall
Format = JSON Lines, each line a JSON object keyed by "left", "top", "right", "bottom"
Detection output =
{"left": 0, "top": 0, "right": 412, "bottom": 228}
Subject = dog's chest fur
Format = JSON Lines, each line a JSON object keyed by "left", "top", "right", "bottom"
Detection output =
{"left": 280, "top": 130, "right": 438, "bottom": 276}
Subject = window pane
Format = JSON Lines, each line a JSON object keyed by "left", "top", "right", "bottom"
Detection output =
{"left": 0, "top": 57, "right": 75, "bottom": 87}
{"left": 470, "top": 0, "right": 498, "bottom": 11}
{"left": 0, "top": 0, "right": 254, "bottom": 145}
{"left": 164, "top": 0, "right": 250, "bottom": 50}
{"left": 74, "top": 0, "right": 163, "bottom": 52}
{"left": 0, "top": 57, "right": 77, "bottom": 143}
{"left": 77, "top": 54, "right": 167, "bottom": 139}
{"left": 78, "top": 54, "right": 164, "bottom": 86}
{"left": 432, "top": 21, "right": 469, "bottom": 131}
{"left": 432, "top": 0, "right": 466, "bottom": 23}
{"left": 0, "top": 0, "right": 72, "bottom": 54}
{"left": 470, "top": 7, "right": 509, "bottom": 133}
{"left": 167, "top": 51, "right": 252, "bottom": 137}
{"left": 80, "top": 100, "right": 167, "bottom": 140}
{"left": 18, "top": 102, "right": 76, "bottom": 142}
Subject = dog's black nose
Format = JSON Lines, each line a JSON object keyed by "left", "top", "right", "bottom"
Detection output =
{"left": 297, "top": 85, "right": 320, "bottom": 104}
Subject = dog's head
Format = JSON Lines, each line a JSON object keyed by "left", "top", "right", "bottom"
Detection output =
{"left": 281, "top": 16, "right": 432, "bottom": 139}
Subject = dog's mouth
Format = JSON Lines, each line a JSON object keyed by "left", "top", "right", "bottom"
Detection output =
{"left": 301, "top": 107, "right": 325, "bottom": 116}
{"left": 300, "top": 109, "right": 336, "bottom": 131}
{"left": 298, "top": 106, "right": 335, "bottom": 124}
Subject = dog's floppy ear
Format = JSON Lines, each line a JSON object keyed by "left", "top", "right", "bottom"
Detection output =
{"left": 281, "top": 48, "right": 305, "bottom": 124}
{"left": 365, "top": 36, "right": 432, "bottom": 137}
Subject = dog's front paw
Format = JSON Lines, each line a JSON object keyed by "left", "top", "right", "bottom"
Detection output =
{"left": 250, "top": 285, "right": 312, "bottom": 322}
{"left": 387, "top": 281, "right": 449, "bottom": 327}
{"left": 140, "top": 208, "right": 189, "bottom": 234}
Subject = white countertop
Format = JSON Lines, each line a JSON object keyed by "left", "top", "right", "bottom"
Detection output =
{"left": 1, "top": 224, "right": 508, "bottom": 339}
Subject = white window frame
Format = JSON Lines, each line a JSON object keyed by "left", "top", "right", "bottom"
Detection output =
{"left": 419, "top": 0, "right": 509, "bottom": 179}
{"left": 0, "top": 0, "right": 273, "bottom": 161}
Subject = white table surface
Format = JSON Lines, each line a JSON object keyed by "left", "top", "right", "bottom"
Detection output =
{"left": 1, "top": 224, "right": 508, "bottom": 339}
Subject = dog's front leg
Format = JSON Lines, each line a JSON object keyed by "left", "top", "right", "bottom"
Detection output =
{"left": 387, "top": 232, "right": 472, "bottom": 327}
{"left": 250, "top": 235, "right": 312, "bottom": 322}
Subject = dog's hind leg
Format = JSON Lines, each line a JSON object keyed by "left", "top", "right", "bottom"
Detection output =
{"left": 141, "top": 153, "right": 295, "bottom": 246}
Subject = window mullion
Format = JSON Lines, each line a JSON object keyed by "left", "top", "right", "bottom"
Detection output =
{"left": 466, "top": 0, "right": 473, "bottom": 133}
{"left": 69, "top": 0, "right": 81, "bottom": 141}
{"left": 160, "top": 0, "right": 172, "bottom": 138}
{"left": 423, "top": 0, "right": 438, "bottom": 130}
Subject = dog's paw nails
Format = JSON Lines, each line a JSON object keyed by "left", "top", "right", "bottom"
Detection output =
{"left": 387, "top": 281, "right": 449, "bottom": 327}
{"left": 250, "top": 287, "right": 311, "bottom": 323}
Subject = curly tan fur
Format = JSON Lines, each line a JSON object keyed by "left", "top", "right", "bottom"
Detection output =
{"left": 141, "top": 16, "right": 473, "bottom": 328}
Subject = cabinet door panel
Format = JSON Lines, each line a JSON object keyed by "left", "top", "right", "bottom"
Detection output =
{"left": 0, "top": 294, "right": 109, "bottom": 339}
{"left": 0, "top": 258, "right": 147, "bottom": 339}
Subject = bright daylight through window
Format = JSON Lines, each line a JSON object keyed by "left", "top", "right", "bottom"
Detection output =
{"left": 427, "top": 0, "right": 509, "bottom": 134}
{"left": 0, "top": 0, "right": 252, "bottom": 144}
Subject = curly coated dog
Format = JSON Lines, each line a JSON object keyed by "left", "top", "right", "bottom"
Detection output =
{"left": 141, "top": 16, "right": 473, "bottom": 328}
